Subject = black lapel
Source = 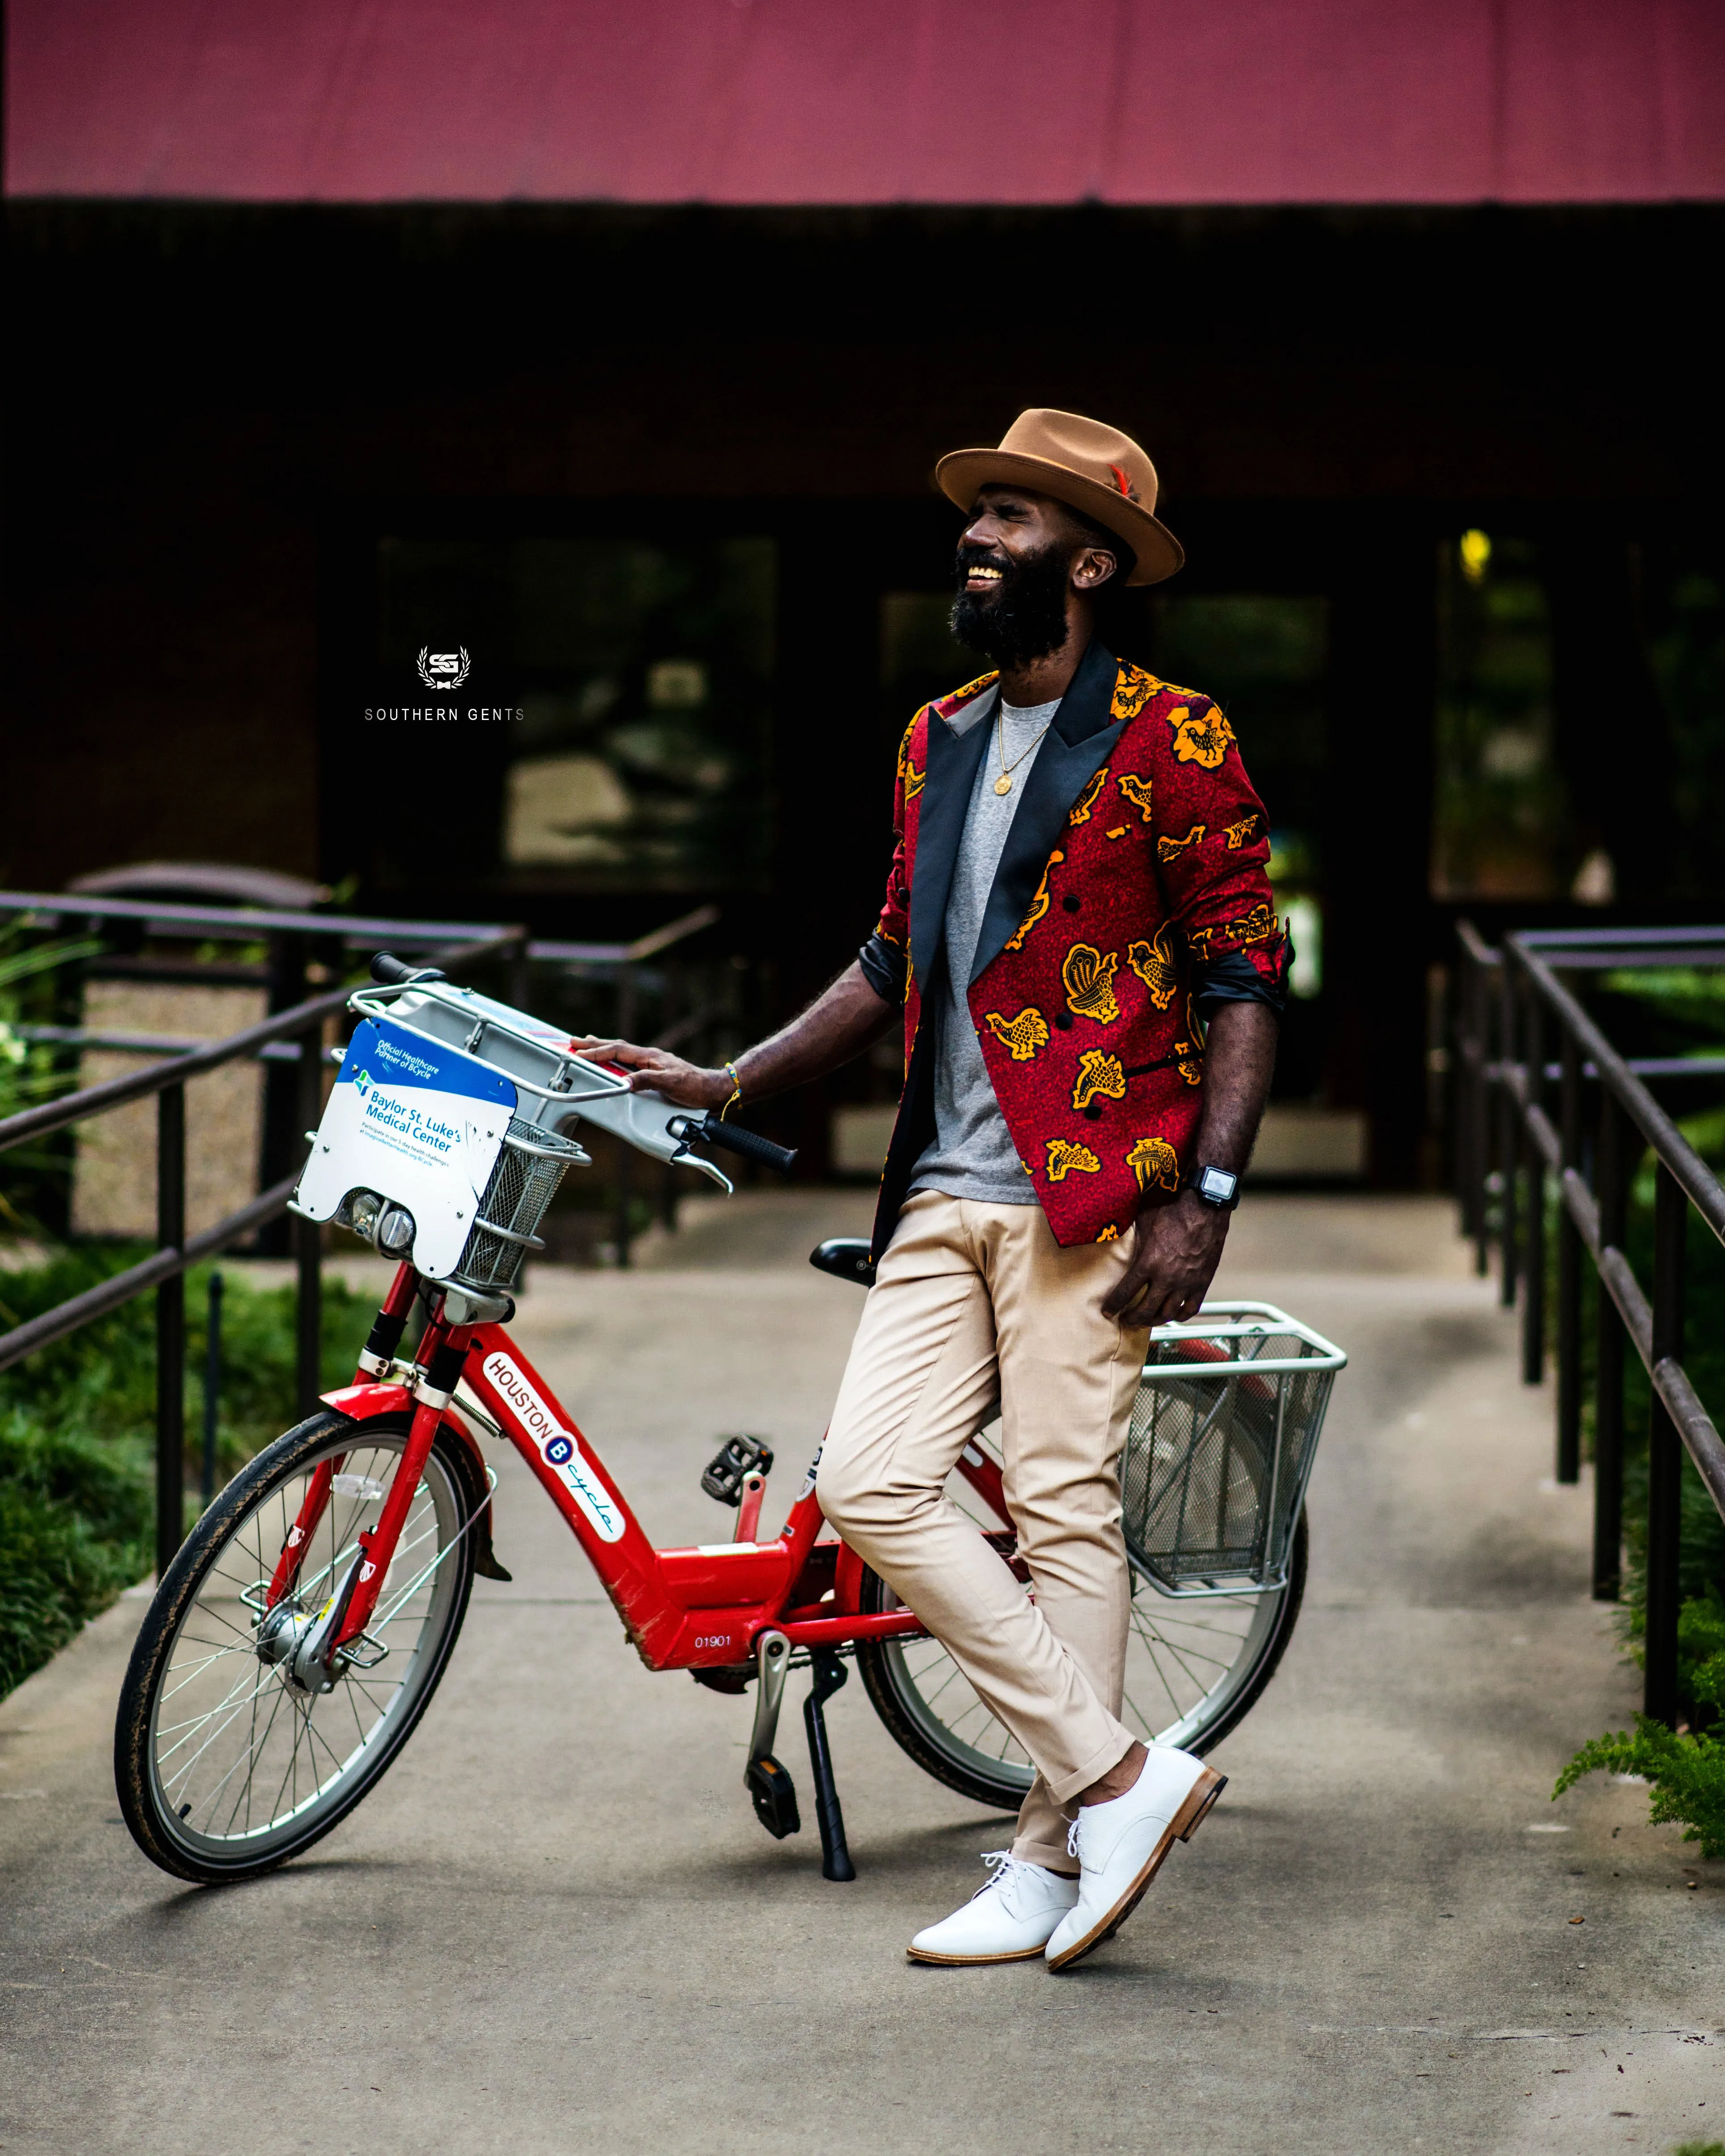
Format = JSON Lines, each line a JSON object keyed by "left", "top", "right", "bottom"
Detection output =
{"left": 970, "top": 639, "right": 1125, "bottom": 983}
{"left": 908, "top": 690, "right": 994, "bottom": 988}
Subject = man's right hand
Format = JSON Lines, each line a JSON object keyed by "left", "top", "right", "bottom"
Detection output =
{"left": 572, "top": 959, "right": 898, "bottom": 1119}
{"left": 570, "top": 1039, "right": 732, "bottom": 1111}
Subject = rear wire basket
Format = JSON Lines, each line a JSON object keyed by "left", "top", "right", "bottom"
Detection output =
{"left": 452, "top": 1116, "right": 585, "bottom": 1291}
{"left": 1120, "top": 1303, "right": 1345, "bottom": 1594}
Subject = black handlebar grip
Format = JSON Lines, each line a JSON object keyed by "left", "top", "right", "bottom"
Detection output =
{"left": 370, "top": 951, "right": 445, "bottom": 986}
{"left": 695, "top": 1115, "right": 799, "bottom": 1175}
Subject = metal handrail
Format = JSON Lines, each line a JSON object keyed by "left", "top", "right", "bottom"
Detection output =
{"left": 0, "top": 893, "right": 735, "bottom": 1580}
{"left": 1453, "top": 919, "right": 1725, "bottom": 1727}
{"left": 0, "top": 911, "right": 528, "bottom": 1579}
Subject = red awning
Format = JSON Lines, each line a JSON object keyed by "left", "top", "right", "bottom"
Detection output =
{"left": 8, "top": 0, "right": 1723, "bottom": 204}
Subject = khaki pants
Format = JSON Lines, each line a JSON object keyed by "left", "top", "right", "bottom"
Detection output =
{"left": 818, "top": 1190, "right": 1150, "bottom": 1871}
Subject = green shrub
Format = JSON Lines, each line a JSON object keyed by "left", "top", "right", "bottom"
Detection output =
{"left": 0, "top": 1245, "right": 376, "bottom": 1696}
{"left": 0, "top": 1409, "right": 152, "bottom": 1696}
{"left": 1555, "top": 1596, "right": 1725, "bottom": 1860}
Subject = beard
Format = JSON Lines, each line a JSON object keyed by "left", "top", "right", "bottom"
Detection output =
{"left": 949, "top": 540, "right": 1075, "bottom": 668}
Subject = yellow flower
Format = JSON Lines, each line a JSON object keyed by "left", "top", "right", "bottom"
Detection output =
{"left": 982, "top": 1007, "right": 1050, "bottom": 1062}
{"left": 1072, "top": 1050, "right": 1126, "bottom": 1110}
{"left": 1062, "top": 943, "right": 1121, "bottom": 1025}
{"left": 1046, "top": 1139, "right": 1103, "bottom": 1182}
{"left": 1126, "top": 1135, "right": 1180, "bottom": 1193}
{"left": 1168, "top": 703, "right": 1236, "bottom": 770}
{"left": 1110, "top": 666, "right": 1162, "bottom": 722}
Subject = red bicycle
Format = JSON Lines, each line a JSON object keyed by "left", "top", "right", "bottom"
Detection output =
{"left": 116, "top": 957, "right": 1331, "bottom": 1885}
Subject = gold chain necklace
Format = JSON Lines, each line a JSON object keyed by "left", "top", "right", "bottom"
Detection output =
{"left": 994, "top": 704, "right": 1054, "bottom": 795}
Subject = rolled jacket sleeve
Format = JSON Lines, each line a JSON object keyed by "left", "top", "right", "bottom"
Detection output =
{"left": 858, "top": 928, "right": 906, "bottom": 1005}
{"left": 1150, "top": 691, "right": 1289, "bottom": 1008}
{"left": 860, "top": 719, "right": 917, "bottom": 1006}
{"left": 1192, "top": 947, "right": 1286, "bottom": 1022}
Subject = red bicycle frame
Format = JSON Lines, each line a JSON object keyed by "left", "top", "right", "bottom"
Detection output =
{"left": 265, "top": 1264, "right": 1014, "bottom": 1672}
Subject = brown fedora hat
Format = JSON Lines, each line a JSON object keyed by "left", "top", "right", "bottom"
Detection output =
{"left": 934, "top": 408, "right": 1183, "bottom": 587}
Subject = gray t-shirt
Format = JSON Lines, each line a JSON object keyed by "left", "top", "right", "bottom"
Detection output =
{"left": 910, "top": 691, "right": 1058, "bottom": 1206}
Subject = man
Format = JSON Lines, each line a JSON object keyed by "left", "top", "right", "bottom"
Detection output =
{"left": 588, "top": 410, "right": 1285, "bottom": 1971}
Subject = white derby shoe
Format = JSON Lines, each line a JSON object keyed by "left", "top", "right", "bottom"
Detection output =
{"left": 908, "top": 1851, "right": 1080, "bottom": 1965}
{"left": 1045, "top": 1746, "right": 1226, "bottom": 1973}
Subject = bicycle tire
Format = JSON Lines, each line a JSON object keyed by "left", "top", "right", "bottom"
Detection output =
{"left": 116, "top": 1409, "right": 480, "bottom": 1884}
{"left": 856, "top": 1505, "right": 1308, "bottom": 1812}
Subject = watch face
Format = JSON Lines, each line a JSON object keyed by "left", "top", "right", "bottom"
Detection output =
{"left": 1198, "top": 1165, "right": 1238, "bottom": 1205}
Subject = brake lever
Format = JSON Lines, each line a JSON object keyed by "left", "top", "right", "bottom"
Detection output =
{"left": 665, "top": 1116, "right": 735, "bottom": 1194}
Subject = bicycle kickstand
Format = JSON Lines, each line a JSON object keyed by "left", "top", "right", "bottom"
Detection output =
{"left": 802, "top": 1649, "right": 857, "bottom": 1883}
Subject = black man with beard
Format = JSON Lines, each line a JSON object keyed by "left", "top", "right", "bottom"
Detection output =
{"left": 584, "top": 411, "right": 1287, "bottom": 1970}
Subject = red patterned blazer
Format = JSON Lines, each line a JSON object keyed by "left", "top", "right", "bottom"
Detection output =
{"left": 861, "top": 638, "right": 1285, "bottom": 1254}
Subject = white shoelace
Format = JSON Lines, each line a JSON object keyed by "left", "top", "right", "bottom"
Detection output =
{"left": 1067, "top": 1818, "right": 1083, "bottom": 1862}
{"left": 972, "top": 1849, "right": 1029, "bottom": 1907}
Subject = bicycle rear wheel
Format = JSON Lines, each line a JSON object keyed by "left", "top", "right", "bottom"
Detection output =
{"left": 116, "top": 1409, "right": 480, "bottom": 1883}
{"left": 855, "top": 1419, "right": 1306, "bottom": 1812}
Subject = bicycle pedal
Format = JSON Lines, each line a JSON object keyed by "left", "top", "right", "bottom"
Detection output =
{"left": 744, "top": 1753, "right": 801, "bottom": 1840}
{"left": 702, "top": 1434, "right": 775, "bottom": 1507}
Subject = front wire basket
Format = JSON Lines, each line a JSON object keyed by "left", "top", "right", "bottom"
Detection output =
{"left": 450, "top": 1116, "right": 586, "bottom": 1291}
{"left": 1120, "top": 1300, "right": 1345, "bottom": 1596}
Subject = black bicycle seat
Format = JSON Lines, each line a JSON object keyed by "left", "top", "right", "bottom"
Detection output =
{"left": 809, "top": 1238, "right": 875, "bottom": 1288}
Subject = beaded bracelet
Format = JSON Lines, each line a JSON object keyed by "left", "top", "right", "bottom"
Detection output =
{"left": 719, "top": 1061, "right": 743, "bottom": 1120}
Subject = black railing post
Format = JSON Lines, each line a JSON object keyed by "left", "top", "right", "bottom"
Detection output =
{"left": 154, "top": 1083, "right": 187, "bottom": 1579}
{"left": 1592, "top": 1090, "right": 1628, "bottom": 1601}
{"left": 1555, "top": 1026, "right": 1583, "bottom": 1480}
{"left": 1453, "top": 940, "right": 1475, "bottom": 1243}
{"left": 1645, "top": 1163, "right": 1687, "bottom": 1724}
{"left": 258, "top": 929, "right": 310, "bottom": 1256}
{"left": 293, "top": 1019, "right": 323, "bottom": 1418}
{"left": 200, "top": 1269, "right": 224, "bottom": 1507}
{"left": 1469, "top": 950, "right": 1491, "bottom": 1276}
{"left": 1521, "top": 979, "right": 1546, "bottom": 1386}
{"left": 1498, "top": 960, "right": 1519, "bottom": 1308}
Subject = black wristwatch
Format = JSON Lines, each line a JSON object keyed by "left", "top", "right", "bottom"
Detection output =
{"left": 1184, "top": 1164, "right": 1241, "bottom": 1210}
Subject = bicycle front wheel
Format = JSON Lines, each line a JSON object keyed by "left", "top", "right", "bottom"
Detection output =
{"left": 116, "top": 1409, "right": 480, "bottom": 1884}
{"left": 855, "top": 1420, "right": 1307, "bottom": 1812}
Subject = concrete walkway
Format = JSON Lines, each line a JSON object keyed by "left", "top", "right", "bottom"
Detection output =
{"left": 2, "top": 1196, "right": 1720, "bottom": 2155}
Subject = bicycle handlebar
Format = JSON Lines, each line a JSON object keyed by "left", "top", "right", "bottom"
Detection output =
{"left": 682, "top": 1114, "right": 798, "bottom": 1176}
{"left": 370, "top": 951, "right": 447, "bottom": 986}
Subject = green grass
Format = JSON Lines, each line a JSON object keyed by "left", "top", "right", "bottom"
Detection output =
{"left": 0, "top": 1245, "right": 375, "bottom": 1697}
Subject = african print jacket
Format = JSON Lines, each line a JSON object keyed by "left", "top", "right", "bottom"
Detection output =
{"left": 861, "top": 639, "right": 1285, "bottom": 1254}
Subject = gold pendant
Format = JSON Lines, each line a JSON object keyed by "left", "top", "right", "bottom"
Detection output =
{"left": 994, "top": 774, "right": 1013, "bottom": 795}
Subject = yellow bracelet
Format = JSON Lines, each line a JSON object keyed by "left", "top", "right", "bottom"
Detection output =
{"left": 719, "top": 1061, "right": 742, "bottom": 1120}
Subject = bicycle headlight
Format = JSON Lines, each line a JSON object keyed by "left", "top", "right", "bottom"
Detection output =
{"left": 345, "top": 1190, "right": 384, "bottom": 1242}
{"left": 375, "top": 1204, "right": 416, "bottom": 1257}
